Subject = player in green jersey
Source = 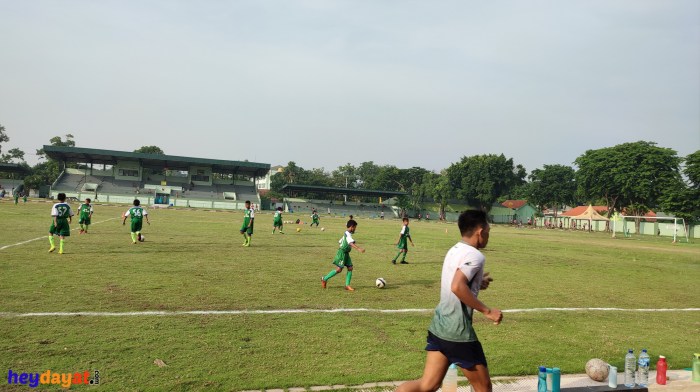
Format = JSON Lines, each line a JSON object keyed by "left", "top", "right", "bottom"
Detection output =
{"left": 14, "top": 192, "right": 19, "bottom": 205}
{"left": 23, "top": 193, "right": 28, "bottom": 203}
{"left": 78, "top": 198, "right": 94, "bottom": 234}
{"left": 272, "top": 206, "right": 284, "bottom": 234}
{"left": 310, "top": 210, "right": 320, "bottom": 227}
{"left": 48, "top": 193, "right": 74, "bottom": 254}
{"left": 320, "top": 219, "right": 365, "bottom": 291}
{"left": 392, "top": 217, "right": 414, "bottom": 264}
{"left": 240, "top": 200, "right": 255, "bottom": 246}
{"left": 122, "top": 199, "right": 150, "bottom": 244}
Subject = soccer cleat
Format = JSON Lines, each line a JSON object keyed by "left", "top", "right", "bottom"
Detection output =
{"left": 391, "top": 259, "right": 396, "bottom": 264}
{"left": 321, "top": 277, "right": 327, "bottom": 289}
{"left": 79, "top": 229, "right": 84, "bottom": 234}
{"left": 48, "top": 247, "right": 55, "bottom": 253}
{"left": 58, "top": 250, "right": 63, "bottom": 254}
{"left": 344, "top": 286, "right": 355, "bottom": 291}
{"left": 400, "top": 260, "right": 409, "bottom": 264}
{"left": 132, "top": 241, "right": 137, "bottom": 244}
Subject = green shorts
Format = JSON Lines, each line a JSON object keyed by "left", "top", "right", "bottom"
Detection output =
{"left": 130, "top": 220, "right": 143, "bottom": 233}
{"left": 49, "top": 220, "right": 71, "bottom": 237}
{"left": 79, "top": 216, "right": 91, "bottom": 225}
{"left": 273, "top": 221, "right": 283, "bottom": 228}
{"left": 332, "top": 250, "right": 352, "bottom": 268}
{"left": 240, "top": 222, "right": 254, "bottom": 235}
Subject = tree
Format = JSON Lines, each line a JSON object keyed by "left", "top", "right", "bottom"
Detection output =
{"left": 0, "top": 124, "right": 9, "bottom": 155}
{"left": 134, "top": 146, "right": 165, "bottom": 155}
{"left": 1, "top": 148, "right": 26, "bottom": 163}
{"left": 658, "top": 150, "right": 700, "bottom": 225}
{"left": 684, "top": 150, "right": 700, "bottom": 189}
{"left": 25, "top": 134, "right": 76, "bottom": 191}
{"left": 446, "top": 154, "right": 525, "bottom": 211}
{"left": 575, "top": 141, "right": 682, "bottom": 232}
{"left": 528, "top": 164, "right": 576, "bottom": 217}
{"left": 36, "top": 134, "right": 75, "bottom": 160}
{"left": 423, "top": 172, "right": 452, "bottom": 220}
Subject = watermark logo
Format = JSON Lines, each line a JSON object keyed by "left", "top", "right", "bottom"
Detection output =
{"left": 7, "top": 369, "right": 99, "bottom": 388}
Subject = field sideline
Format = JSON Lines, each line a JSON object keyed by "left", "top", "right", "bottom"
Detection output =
{"left": 0, "top": 200, "right": 698, "bottom": 391}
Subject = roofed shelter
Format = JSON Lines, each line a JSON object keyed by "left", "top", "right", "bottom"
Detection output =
{"left": 280, "top": 184, "right": 406, "bottom": 200}
{"left": 570, "top": 205, "right": 609, "bottom": 232}
{"left": 42, "top": 146, "right": 270, "bottom": 209}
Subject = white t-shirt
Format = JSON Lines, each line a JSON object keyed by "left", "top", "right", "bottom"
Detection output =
{"left": 428, "top": 241, "right": 485, "bottom": 342}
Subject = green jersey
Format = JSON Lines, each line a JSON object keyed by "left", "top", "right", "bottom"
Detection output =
{"left": 50, "top": 202, "right": 74, "bottom": 236}
{"left": 125, "top": 207, "right": 146, "bottom": 222}
{"left": 125, "top": 206, "right": 148, "bottom": 233}
{"left": 240, "top": 208, "right": 255, "bottom": 234}
{"left": 397, "top": 225, "right": 411, "bottom": 249}
{"left": 273, "top": 211, "right": 282, "bottom": 224}
{"left": 332, "top": 230, "right": 355, "bottom": 267}
{"left": 312, "top": 213, "right": 319, "bottom": 222}
{"left": 51, "top": 202, "right": 74, "bottom": 221}
{"left": 78, "top": 203, "right": 93, "bottom": 219}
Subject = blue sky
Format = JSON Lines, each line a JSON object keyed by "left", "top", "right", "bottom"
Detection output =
{"left": 1, "top": 0, "right": 698, "bottom": 172}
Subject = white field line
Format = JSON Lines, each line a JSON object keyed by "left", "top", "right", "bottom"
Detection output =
{"left": 0, "top": 307, "right": 698, "bottom": 318}
{"left": 0, "top": 217, "right": 118, "bottom": 251}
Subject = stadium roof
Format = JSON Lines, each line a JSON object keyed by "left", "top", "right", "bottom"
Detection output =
{"left": 280, "top": 184, "right": 406, "bottom": 198}
{"left": 43, "top": 146, "right": 270, "bottom": 177}
{"left": 0, "top": 162, "right": 30, "bottom": 176}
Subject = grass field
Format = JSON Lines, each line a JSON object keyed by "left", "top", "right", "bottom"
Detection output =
{"left": 0, "top": 200, "right": 698, "bottom": 391}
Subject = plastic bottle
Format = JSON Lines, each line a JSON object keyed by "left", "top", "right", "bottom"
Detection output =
{"left": 693, "top": 353, "right": 700, "bottom": 383}
{"left": 442, "top": 363, "right": 458, "bottom": 392}
{"left": 638, "top": 349, "right": 650, "bottom": 386}
{"left": 656, "top": 356, "right": 667, "bottom": 385}
{"left": 608, "top": 365, "right": 618, "bottom": 388}
{"left": 551, "top": 367, "right": 561, "bottom": 392}
{"left": 624, "top": 349, "right": 636, "bottom": 387}
{"left": 538, "top": 366, "right": 547, "bottom": 392}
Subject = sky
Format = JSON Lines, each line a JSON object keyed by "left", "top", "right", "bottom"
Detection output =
{"left": 1, "top": 0, "right": 699, "bottom": 173}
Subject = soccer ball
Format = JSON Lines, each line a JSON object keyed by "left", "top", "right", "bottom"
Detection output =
{"left": 375, "top": 278, "right": 386, "bottom": 289}
{"left": 296, "top": 228, "right": 301, "bottom": 232}
{"left": 321, "top": 227, "right": 325, "bottom": 231}
{"left": 585, "top": 358, "right": 609, "bottom": 382}
{"left": 139, "top": 235, "right": 145, "bottom": 242}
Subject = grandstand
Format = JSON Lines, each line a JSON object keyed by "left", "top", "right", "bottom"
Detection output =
{"left": 0, "top": 163, "right": 30, "bottom": 198}
{"left": 280, "top": 184, "right": 405, "bottom": 218}
{"left": 43, "top": 146, "right": 270, "bottom": 210}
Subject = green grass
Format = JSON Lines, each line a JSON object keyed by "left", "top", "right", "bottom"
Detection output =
{"left": 0, "top": 200, "right": 698, "bottom": 391}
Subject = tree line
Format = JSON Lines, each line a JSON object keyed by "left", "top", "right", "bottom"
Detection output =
{"left": 1, "top": 124, "right": 698, "bottom": 223}
{"left": 270, "top": 142, "right": 699, "bottom": 223}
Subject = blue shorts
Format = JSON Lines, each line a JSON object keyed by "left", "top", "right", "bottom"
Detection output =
{"left": 425, "top": 331, "right": 488, "bottom": 369}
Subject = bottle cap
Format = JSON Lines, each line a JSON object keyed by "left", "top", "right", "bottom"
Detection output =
{"left": 628, "top": 349, "right": 634, "bottom": 353}
{"left": 659, "top": 355, "right": 666, "bottom": 359}
{"left": 539, "top": 366, "right": 547, "bottom": 372}
{"left": 449, "top": 363, "right": 458, "bottom": 370}
{"left": 642, "top": 349, "right": 647, "bottom": 353}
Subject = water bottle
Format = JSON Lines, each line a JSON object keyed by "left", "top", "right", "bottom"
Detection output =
{"left": 637, "top": 349, "right": 650, "bottom": 386}
{"left": 656, "top": 356, "right": 667, "bottom": 385}
{"left": 624, "top": 349, "right": 636, "bottom": 387}
{"left": 442, "top": 363, "right": 458, "bottom": 392}
{"left": 538, "top": 366, "right": 547, "bottom": 392}
{"left": 551, "top": 368, "right": 561, "bottom": 392}
{"left": 693, "top": 353, "right": 700, "bottom": 383}
{"left": 608, "top": 365, "right": 618, "bottom": 388}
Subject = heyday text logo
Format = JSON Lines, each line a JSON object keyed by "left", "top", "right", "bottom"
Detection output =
{"left": 7, "top": 369, "right": 99, "bottom": 388}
